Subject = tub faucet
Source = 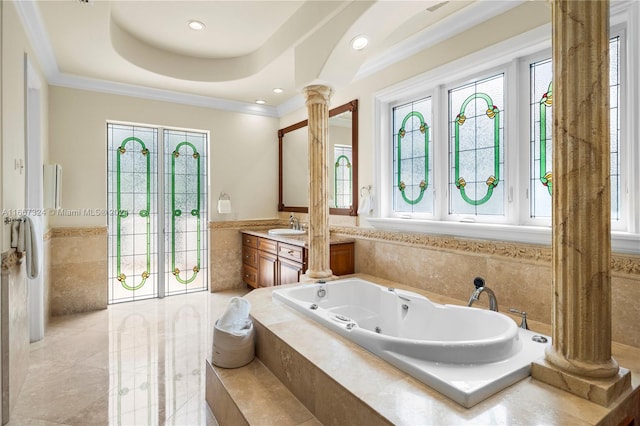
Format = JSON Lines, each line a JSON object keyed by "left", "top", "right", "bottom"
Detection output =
{"left": 467, "top": 277, "right": 499, "bottom": 312}
{"left": 289, "top": 213, "right": 299, "bottom": 230}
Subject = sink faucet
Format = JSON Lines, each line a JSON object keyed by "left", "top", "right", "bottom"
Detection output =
{"left": 467, "top": 277, "right": 499, "bottom": 311}
{"left": 289, "top": 213, "right": 299, "bottom": 230}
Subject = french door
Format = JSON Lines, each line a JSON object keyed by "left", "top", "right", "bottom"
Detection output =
{"left": 107, "top": 123, "right": 208, "bottom": 303}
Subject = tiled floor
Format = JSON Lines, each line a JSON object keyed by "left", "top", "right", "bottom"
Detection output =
{"left": 8, "top": 289, "right": 248, "bottom": 426}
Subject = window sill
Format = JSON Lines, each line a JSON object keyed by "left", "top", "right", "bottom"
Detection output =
{"left": 367, "top": 217, "right": 639, "bottom": 255}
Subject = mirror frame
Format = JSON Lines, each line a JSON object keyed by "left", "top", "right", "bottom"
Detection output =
{"left": 278, "top": 99, "right": 359, "bottom": 216}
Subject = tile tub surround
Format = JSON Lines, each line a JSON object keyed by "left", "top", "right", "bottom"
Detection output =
{"left": 332, "top": 225, "right": 640, "bottom": 349}
{"left": 50, "top": 227, "right": 107, "bottom": 316}
{"left": 245, "top": 274, "right": 640, "bottom": 425}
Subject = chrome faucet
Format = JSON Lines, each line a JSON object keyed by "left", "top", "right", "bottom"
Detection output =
{"left": 289, "top": 213, "right": 300, "bottom": 230}
{"left": 467, "top": 277, "right": 499, "bottom": 312}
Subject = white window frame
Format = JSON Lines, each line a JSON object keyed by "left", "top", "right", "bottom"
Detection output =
{"left": 371, "top": 1, "right": 640, "bottom": 254}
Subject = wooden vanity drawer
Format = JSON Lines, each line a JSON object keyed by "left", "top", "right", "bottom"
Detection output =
{"left": 278, "top": 242, "right": 305, "bottom": 264}
{"left": 242, "top": 246, "right": 258, "bottom": 268}
{"left": 242, "top": 234, "right": 258, "bottom": 249}
{"left": 258, "top": 237, "right": 278, "bottom": 255}
{"left": 242, "top": 265, "right": 258, "bottom": 289}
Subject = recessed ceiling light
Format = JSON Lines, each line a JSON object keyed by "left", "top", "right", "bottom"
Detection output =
{"left": 255, "top": 99, "right": 267, "bottom": 105}
{"left": 188, "top": 20, "right": 205, "bottom": 31}
{"left": 351, "top": 35, "right": 368, "bottom": 51}
{"left": 273, "top": 88, "right": 284, "bottom": 94}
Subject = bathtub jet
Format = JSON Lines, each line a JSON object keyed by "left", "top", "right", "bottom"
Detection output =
{"left": 272, "top": 278, "right": 550, "bottom": 408}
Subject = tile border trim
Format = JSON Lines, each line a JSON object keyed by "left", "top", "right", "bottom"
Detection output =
{"left": 330, "top": 226, "right": 640, "bottom": 276}
{"left": 50, "top": 226, "right": 108, "bottom": 238}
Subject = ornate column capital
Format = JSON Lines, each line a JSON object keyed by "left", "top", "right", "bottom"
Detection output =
{"left": 304, "top": 85, "right": 333, "bottom": 106}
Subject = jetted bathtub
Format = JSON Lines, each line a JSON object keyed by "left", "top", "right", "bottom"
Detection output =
{"left": 272, "top": 278, "right": 550, "bottom": 408}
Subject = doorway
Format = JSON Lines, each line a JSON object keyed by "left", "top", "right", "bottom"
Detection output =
{"left": 107, "top": 123, "right": 208, "bottom": 303}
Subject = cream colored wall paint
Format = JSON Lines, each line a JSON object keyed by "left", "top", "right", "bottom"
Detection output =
{"left": 280, "top": 1, "right": 551, "bottom": 226}
{"left": 1, "top": 1, "right": 49, "bottom": 249}
{"left": 48, "top": 86, "right": 279, "bottom": 227}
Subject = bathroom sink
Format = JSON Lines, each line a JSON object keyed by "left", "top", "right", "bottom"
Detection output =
{"left": 268, "top": 228, "right": 306, "bottom": 236}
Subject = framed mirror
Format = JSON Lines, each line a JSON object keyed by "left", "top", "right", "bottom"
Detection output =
{"left": 278, "top": 99, "right": 358, "bottom": 216}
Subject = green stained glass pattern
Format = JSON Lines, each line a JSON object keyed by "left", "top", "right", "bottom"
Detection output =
{"left": 397, "top": 111, "right": 429, "bottom": 204}
{"left": 116, "top": 137, "right": 151, "bottom": 291}
{"left": 108, "top": 124, "right": 158, "bottom": 304}
{"left": 449, "top": 74, "right": 504, "bottom": 215}
{"left": 334, "top": 151, "right": 352, "bottom": 208}
{"left": 529, "top": 36, "right": 620, "bottom": 220}
{"left": 539, "top": 82, "right": 553, "bottom": 195}
{"left": 171, "top": 141, "right": 201, "bottom": 285}
{"left": 164, "top": 129, "right": 208, "bottom": 295}
{"left": 392, "top": 97, "right": 433, "bottom": 214}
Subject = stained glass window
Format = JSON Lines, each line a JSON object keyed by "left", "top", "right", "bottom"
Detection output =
{"left": 108, "top": 124, "right": 208, "bottom": 304}
{"left": 449, "top": 74, "right": 504, "bottom": 216}
{"left": 164, "top": 129, "right": 208, "bottom": 296}
{"left": 392, "top": 97, "right": 433, "bottom": 214}
{"left": 108, "top": 123, "right": 159, "bottom": 303}
{"left": 529, "top": 36, "right": 621, "bottom": 220}
{"left": 333, "top": 145, "right": 352, "bottom": 209}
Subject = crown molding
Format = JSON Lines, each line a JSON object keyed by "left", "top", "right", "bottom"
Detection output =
{"left": 50, "top": 73, "right": 279, "bottom": 118}
{"left": 355, "top": 0, "right": 526, "bottom": 81}
{"left": 14, "top": 0, "right": 58, "bottom": 80}
{"left": 14, "top": 0, "right": 280, "bottom": 118}
{"left": 275, "top": 94, "right": 306, "bottom": 117}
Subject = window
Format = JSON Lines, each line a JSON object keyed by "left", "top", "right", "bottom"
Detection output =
{"left": 449, "top": 74, "right": 504, "bottom": 216}
{"left": 372, "top": 6, "right": 638, "bottom": 253}
{"left": 529, "top": 37, "right": 621, "bottom": 221}
{"left": 333, "top": 145, "right": 352, "bottom": 208}
{"left": 392, "top": 97, "right": 433, "bottom": 214}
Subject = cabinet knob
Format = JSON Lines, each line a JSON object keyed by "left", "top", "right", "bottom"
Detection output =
{"left": 287, "top": 250, "right": 295, "bottom": 255}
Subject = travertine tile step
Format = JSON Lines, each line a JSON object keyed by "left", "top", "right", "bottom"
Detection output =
{"left": 205, "top": 358, "right": 322, "bottom": 426}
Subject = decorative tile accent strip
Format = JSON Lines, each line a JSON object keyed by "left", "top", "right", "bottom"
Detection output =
{"left": 208, "top": 219, "right": 285, "bottom": 230}
{"left": 1, "top": 250, "right": 22, "bottom": 272}
{"left": 43, "top": 229, "right": 52, "bottom": 241}
{"left": 330, "top": 226, "right": 640, "bottom": 275}
{"left": 50, "top": 227, "right": 108, "bottom": 238}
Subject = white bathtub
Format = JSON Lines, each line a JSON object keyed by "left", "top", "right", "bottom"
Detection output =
{"left": 272, "top": 278, "right": 550, "bottom": 408}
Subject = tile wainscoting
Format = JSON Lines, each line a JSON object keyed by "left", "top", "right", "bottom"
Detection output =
{"left": 48, "top": 227, "right": 108, "bottom": 316}
{"left": 48, "top": 222, "right": 639, "bottom": 349}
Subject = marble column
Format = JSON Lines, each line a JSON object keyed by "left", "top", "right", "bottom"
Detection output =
{"left": 302, "top": 85, "right": 333, "bottom": 280}
{"left": 531, "top": 0, "right": 630, "bottom": 406}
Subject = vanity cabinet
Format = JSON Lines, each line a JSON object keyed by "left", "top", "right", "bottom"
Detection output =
{"left": 241, "top": 232, "right": 354, "bottom": 288}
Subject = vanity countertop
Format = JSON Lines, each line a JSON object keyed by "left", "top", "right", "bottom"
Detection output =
{"left": 245, "top": 273, "right": 640, "bottom": 425}
{"left": 241, "top": 229, "right": 354, "bottom": 248}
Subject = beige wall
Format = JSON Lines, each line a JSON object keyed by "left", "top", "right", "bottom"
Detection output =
{"left": 2, "top": 1, "right": 50, "bottom": 249}
{"left": 48, "top": 87, "right": 280, "bottom": 227}
{"left": 1, "top": 1, "right": 50, "bottom": 422}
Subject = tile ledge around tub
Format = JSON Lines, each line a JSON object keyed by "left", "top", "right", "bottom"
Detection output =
{"left": 247, "top": 273, "right": 640, "bottom": 425}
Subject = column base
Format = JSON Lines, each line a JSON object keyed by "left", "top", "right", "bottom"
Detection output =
{"left": 300, "top": 273, "right": 337, "bottom": 283}
{"left": 531, "top": 359, "right": 631, "bottom": 407}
